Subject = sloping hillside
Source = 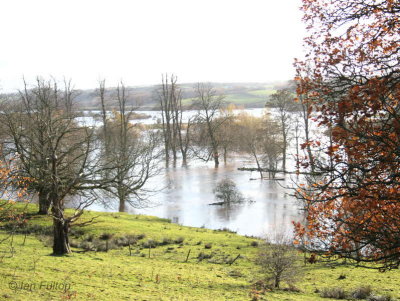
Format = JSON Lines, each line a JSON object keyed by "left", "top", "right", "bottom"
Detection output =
{"left": 74, "top": 81, "right": 291, "bottom": 110}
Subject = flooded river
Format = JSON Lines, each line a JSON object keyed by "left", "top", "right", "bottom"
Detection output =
{"left": 90, "top": 156, "right": 303, "bottom": 237}
{"left": 83, "top": 108, "right": 304, "bottom": 237}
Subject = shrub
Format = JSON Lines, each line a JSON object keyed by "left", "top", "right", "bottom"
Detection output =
{"left": 136, "top": 234, "right": 146, "bottom": 240}
{"left": 367, "top": 295, "right": 393, "bottom": 301}
{"left": 142, "top": 239, "right": 158, "bottom": 249}
{"left": 197, "top": 252, "right": 213, "bottom": 261}
{"left": 256, "top": 233, "right": 302, "bottom": 289}
{"left": 204, "top": 243, "right": 212, "bottom": 249}
{"left": 250, "top": 241, "right": 259, "bottom": 247}
{"left": 352, "top": 286, "right": 372, "bottom": 299}
{"left": 160, "top": 237, "right": 173, "bottom": 245}
{"left": 99, "top": 233, "right": 113, "bottom": 241}
{"left": 70, "top": 228, "right": 85, "bottom": 237}
{"left": 174, "top": 237, "right": 185, "bottom": 244}
{"left": 213, "top": 179, "right": 244, "bottom": 204}
{"left": 282, "top": 285, "right": 301, "bottom": 293}
{"left": 320, "top": 287, "right": 347, "bottom": 299}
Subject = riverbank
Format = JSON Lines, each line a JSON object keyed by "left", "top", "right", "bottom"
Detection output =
{"left": 0, "top": 204, "right": 399, "bottom": 300}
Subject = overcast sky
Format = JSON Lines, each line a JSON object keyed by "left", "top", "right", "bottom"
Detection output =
{"left": 0, "top": 0, "right": 305, "bottom": 92}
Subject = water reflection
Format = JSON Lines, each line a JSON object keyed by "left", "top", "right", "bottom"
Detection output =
{"left": 90, "top": 156, "right": 303, "bottom": 237}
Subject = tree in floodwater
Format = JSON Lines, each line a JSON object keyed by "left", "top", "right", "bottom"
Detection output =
{"left": 236, "top": 113, "right": 266, "bottom": 179}
{"left": 98, "top": 82, "right": 162, "bottom": 212}
{"left": 266, "top": 89, "right": 299, "bottom": 172}
{"left": 213, "top": 178, "right": 244, "bottom": 204}
{"left": 192, "top": 83, "right": 226, "bottom": 167}
{"left": 156, "top": 74, "right": 192, "bottom": 165}
{"left": 216, "top": 104, "right": 238, "bottom": 164}
{"left": 262, "top": 113, "right": 283, "bottom": 179}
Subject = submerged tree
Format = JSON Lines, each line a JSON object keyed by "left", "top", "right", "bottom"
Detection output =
{"left": 294, "top": 0, "right": 400, "bottom": 269}
{"left": 262, "top": 113, "right": 283, "bottom": 179}
{"left": 99, "top": 82, "right": 161, "bottom": 212}
{"left": 192, "top": 83, "right": 226, "bottom": 167}
{"left": 157, "top": 74, "right": 191, "bottom": 165}
{"left": 236, "top": 113, "right": 266, "bottom": 179}
{"left": 213, "top": 178, "right": 244, "bottom": 204}
{"left": 266, "top": 89, "right": 298, "bottom": 172}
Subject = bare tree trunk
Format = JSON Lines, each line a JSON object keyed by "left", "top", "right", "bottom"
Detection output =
{"left": 52, "top": 215, "right": 71, "bottom": 255}
{"left": 99, "top": 79, "right": 109, "bottom": 153}
{"left": 252, "top": 149, "right": 263, "bottom": 179}
{"left": 38, "top": 190, "right": 50, "bottom": 215}
{"left": 119, "top": 200, "right": 125, "bottom": 212}
{"left": 182, "top": 154, "right": 187, "bottom": 166}
{"left": 223, "top": 146, "right": 227, "bottom": 164}
{"left": 282, "top": 131, "right": 287, "bottom": 172}
{"left": 213, "top": 152, "right": 219, "bottom": 167}
{"left": 193, "top": 83, "right": 225, "bottom": 168}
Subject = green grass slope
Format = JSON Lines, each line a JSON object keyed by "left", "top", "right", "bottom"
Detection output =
{"left": 0, "top": 204, "right": 399, "bottom": 300}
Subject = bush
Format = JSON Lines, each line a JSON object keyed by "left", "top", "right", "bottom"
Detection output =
{"left": 197, "top": 252, "right": 213, "bottom": 261}
{"left": 256, "top": 233, "right": 302, "bottom": 289}
{"left": 174, "top": 237, "right": 185, "bottom": 244}
{"left": 320, "top": 287, "right": 347, "bottom": 299}
{"left": 142, "top": 239, "right": 159, "bottom": 249}
{"left": 136, "top": 234, "right": 146, "bottom": 240}
{"left": 213, "top": 179, "right": 244, "bottom": 204}
{"left": 250, "top": 241, "right": 259, "bottom": 247}
{"left": 99, "top": 233, "right": 113, "bottom": 241}
{"left": 367, "top": 295, "right": 393, "bottom": 301}
{"left": 352, "top": 286, "right": 372, "bottom": 299}
{"left": 204, "top": 243, "right": 212, "bottom": 249}
{"left": 160, "top": 237, "right": 173, "bottom": 245}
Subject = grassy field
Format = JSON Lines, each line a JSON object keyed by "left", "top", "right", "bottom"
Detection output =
{"left": 0, "top": 204, "right": 399, "bottom": 300}
{"left": 181, "top": 87, "right": 276, "bottom": 107}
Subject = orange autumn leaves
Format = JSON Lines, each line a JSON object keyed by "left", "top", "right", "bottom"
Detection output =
{"left": 0, "top": 158, "right": 32, "bottom": 222}
{"left": 294, "top": 0, "right": 400, "bottom": 268}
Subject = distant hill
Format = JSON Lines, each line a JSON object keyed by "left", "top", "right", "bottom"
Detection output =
{"left": 74, "top": 81, "right": 292, "bottom": 110}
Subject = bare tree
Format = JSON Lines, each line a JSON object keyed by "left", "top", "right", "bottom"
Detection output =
{"left": 170, "top": 76, "right": 192, "bottom": 165}
{"left": 98, "top": 79, "right": 109, "bottom": 153}
{"left": 0, "top": 78, "right": 114, "bottom": 255}
{"left": 192, "top": 83, "right": 226, "bottom": 167}
{"left": 266, "top": 89, "right": 298, "bottom": 172}
{"left": 99, "top": 82, "right": 162, "bottom": 212}
{"left": 262, "top": 114, "right": 283, "bottom": 179}
{"left": 156, "top": 74, "right": 192, "bottom": 166}
{"left": 292, "top": 114, "right": 303, "bottom": 172}
{"left": 256, "top": 232, "right": 302, "bottom": 289}
{"left": 216, "top": 104, "right": 237, "bottom": 164}
{"left": 296, "top": 80, "right": 315, "bottom": 173}
{"left": 236, "top": 113, "right": 266, "bottom": 179}
{"left": 236, "top": 112, "right": 283, "bottom": 179}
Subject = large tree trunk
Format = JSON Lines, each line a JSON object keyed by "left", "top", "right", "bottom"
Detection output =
{"left": 253, "top": 152, "right": 263, "bottom": 179}
{"left": 213, "top": 151, "right": 219, "bottom": 167}
{"left": 182, "top": 152, "right": 187, "bottom": 166}
{"left": 38, "top": 190, "right": 51, "bottom": 215}
{"left": 119, "top": 199, "right": 126, "bottom": 212}
{"left": 52, "top": 218, "right": 71, "bottom": 255}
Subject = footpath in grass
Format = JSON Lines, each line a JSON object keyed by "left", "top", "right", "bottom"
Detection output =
{"left": 0, "top": 204, "right": 399, "bottom": 300}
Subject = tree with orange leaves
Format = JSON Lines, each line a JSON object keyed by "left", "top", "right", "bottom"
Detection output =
{"left": 0, "top": 156, "right": 31, "bottom": 244}
{"left": 294, "top": 0, "right": 400, "bottom": 269}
